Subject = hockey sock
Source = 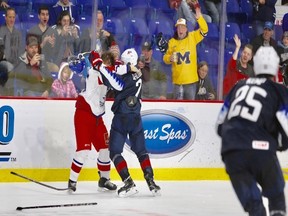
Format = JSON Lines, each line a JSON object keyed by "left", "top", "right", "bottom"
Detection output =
{"left": 112, "top": 153, "right": 130, "bottom": 181}
{"left": 138, "top": 153, "right": 154, "bottom": 177}
{"left": 69, "top": 149, "right": 89, "bottom": 182}
{"left": 97, "top": 149, "right": 111, "bottom": 179}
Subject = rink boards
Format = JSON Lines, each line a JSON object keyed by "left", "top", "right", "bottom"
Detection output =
{"left": 0, "top": 98, "right": 288, "bottom": 182}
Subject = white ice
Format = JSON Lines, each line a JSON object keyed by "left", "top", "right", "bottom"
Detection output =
{"left": 0, "top": 180, "right": 251, "bottom": 216}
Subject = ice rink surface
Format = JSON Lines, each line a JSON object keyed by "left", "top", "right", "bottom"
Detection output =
{"left": 0, "top": 180, "right": 251, "bottom": 216}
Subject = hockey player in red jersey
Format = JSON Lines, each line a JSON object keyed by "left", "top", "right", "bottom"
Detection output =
{"left": 67, "top": 50, "right": 124, "bottom": 192}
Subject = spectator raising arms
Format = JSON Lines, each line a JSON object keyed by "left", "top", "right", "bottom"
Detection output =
{"left": 223, "top": 34, "right": 253, "bottom": 98}
{"left": 163, "top": 0, "right": 208, "bottom": 100}
{"left": 51, "top": 62, "right": 78, "bottom": 98}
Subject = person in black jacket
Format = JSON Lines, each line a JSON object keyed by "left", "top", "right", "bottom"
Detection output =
{"left": 251, "top": 0, "right": 277, "bottom": 36}
{"left": 251, "top": 21, "right": 278, "bottom": 64}
{"left": 216, "top": 46, "right": 288, "bottom": 216}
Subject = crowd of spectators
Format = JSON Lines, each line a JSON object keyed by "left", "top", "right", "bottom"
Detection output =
{"left": 0, "top": 0, "right": 286, "bottom": 100}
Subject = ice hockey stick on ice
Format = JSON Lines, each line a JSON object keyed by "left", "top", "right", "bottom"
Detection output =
{"left": 16, "top": 202, "right": 98, "bottom": 211}
{"left": 10, "top": 171, "right": 70, "bottom": 191}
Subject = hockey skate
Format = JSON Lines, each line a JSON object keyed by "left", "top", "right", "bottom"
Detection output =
{"left": 145, "top": 174, "right": 161, "bottom": 196}
{"left": 117, "top": 177, "right": 138, "bottom": 198}
{"left": 98, "top": 177, "right": 117, "bottom": 191}
{"left": 68, "top": 179, "right": 77, "bottom": 192}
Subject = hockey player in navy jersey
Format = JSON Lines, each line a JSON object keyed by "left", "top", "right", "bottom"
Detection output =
{"left": 67, "top": 51, "right": 124, "bottom": 193}
{"left": 93, "top": 48, "right": 161, "bottom": 197}
{"left": 216, "top": 46, "right": 288, "bottom": 216}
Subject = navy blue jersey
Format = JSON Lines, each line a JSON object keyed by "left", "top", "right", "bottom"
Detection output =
{"left": 216, "top": 77, "right": 288, "bottom": 155}
{"left": 111, "top": 72, "right": 142, "bottom": 114}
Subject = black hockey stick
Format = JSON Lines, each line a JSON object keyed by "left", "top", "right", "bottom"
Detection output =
{"left": 16, "top": 202, "right": 97, "bottom": 211}
{"left": 10, "top": 171, "right": 69, "bottom": 191}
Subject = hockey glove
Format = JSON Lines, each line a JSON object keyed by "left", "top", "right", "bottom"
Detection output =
{"left": 156, "top": 32, "right": 168, "bottom": 54}
{"left": 89, "top": 50, "right": 103, "bottom": 70}
{"left": 68, "top": 55, "right": 84, "bottom": 74}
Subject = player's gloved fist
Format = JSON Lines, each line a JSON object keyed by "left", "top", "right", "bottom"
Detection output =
{"left": 89, "top": 50, "right": 102, "bottom": 70}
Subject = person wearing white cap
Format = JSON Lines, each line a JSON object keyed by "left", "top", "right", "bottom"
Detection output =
{"left": 51, "top": 62, "right": 78, "bottom": 98}
{"left": 216, "top": 46, "right": 288, "bottom": 216}
{"left": 163, "top": 0, "right": 208, "bottom": 100}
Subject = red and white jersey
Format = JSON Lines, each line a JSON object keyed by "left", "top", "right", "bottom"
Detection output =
{"left": 79, "top": 64, "right": 126, "bottom": 116}
{"left": 79, "top": 66, "right": 108, "bottom": 116}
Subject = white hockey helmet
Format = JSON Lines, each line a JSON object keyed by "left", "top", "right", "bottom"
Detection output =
{"left": 121, "top": 48, "right": 138, "bottom": 66}
{"left": 253, "top": 46, "right": 280, "bottom": 77}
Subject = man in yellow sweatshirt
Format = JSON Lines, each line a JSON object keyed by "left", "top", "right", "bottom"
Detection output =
{"left": 163, "top": 0, "right": 208, "bottom": 100}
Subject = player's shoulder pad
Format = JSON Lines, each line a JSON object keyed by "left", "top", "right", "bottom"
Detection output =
{"left": 99, "top": 64, "right": 124, "bottom": 91}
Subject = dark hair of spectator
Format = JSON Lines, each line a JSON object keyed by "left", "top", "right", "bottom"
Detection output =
{"left": 57, "top": 10, "right": 71, "bottom": 26}
{"left": 5, "top": 7, "right": 16, "bottom": 16}
{"left": 38, "top": 5, "right": 49, "bottom": 15}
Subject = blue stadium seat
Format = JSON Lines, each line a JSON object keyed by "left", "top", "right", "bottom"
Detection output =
{"left": 32, "top": 0, "right": 56, "bottom": 13}
{"left": 77, "top": 15, "right": 92, "bottom": 33}
{"left": 124, "top": 0, "right": 149, "bottom": 7}
{"left": 102, "top": 0, "right": 127, "bottom": 18}
{"left": 225, "top": 22, "right": 241, "bottom": 48}
{"left": 125, "top": 17, "right": 150, "bottom": 46}
{"left": 206, "top": 22, "right": 219, "bottom": 41}
{"left": 150, "top": 0, "right": 176, "bottom": 20}
{"left": 78, "top": 1, "right": 102, "bottom": 16}
{"left": 227, "top": 12, "right": 249, "bottom": 25}
{"left": 21, "top": 12, "right": 39, "bottom": 33}
{"left": 226, "top": 0, "right": 248, "bottom": 25}
{"left": 9, "top": 0, "right": 30, "bottom": 14}
{"left": 274, "top": 25, "right": 283, "bottom": 43}
{"left": 283, "top": 13, "right": 288, "bottom": 32}
{"left": 239, "top": 0, "right": 253, "bottom": 22}
{"left": 241, "top": 23, "right": 256, "bottom": 44}
{"left": 200, "top": 22, "right": 219, "bottom": 49}
{"left": 197, "top": 47, "right": 219, "bottom": 67}
{"left": 148, "top": 18, "right": 174, "bottom": 39}
{"left": 226, "top": 0, "right": 240, "bottom": 13}
{"left": 104, "top": 17, "right": 125, "bottom": 36}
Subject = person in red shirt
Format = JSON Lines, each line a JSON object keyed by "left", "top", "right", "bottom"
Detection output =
{"left": 223, "top": 34, "right": 254, "bottom": 98}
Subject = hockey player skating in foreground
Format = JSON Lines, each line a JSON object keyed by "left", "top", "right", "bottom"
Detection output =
{"left": 67, "top": 51, "right": 124, "bottom": 192}
{"left": 216, "top": 46, "right": 288, "bottom": 216}
{"left": 91, "top": 48, "right": 161, "bottom": 198}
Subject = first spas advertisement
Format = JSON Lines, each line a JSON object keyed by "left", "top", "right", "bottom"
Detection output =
{"left": 1, "top": 99, "right": 223, "bottom": 169}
